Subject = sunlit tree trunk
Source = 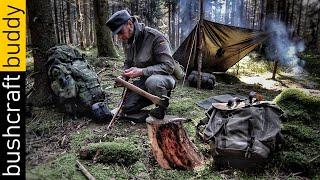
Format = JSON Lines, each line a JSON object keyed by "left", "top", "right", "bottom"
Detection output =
{"left": 76, "top": 0, "right": 85, "bottom": 49}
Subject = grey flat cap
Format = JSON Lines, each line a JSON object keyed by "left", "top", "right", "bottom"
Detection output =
{"left": 106, "top": 10, "right": 131, "bottom": 35}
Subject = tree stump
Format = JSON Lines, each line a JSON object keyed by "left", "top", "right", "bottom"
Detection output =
{"left": 146, "top": 115, "right": 204, "bottom": 170}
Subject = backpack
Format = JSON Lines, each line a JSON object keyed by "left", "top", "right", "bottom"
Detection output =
{"left": 46, "top": 45, "right": 105, "bottom": 116}
{"left": 196, "top": 96, "right": 284, "bottom": 169}
{"left": 188, "top": 71, "right": 216, "bottom": 90}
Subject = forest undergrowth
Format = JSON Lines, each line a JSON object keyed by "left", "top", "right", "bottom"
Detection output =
{"left": 26, "top": 49, "right": 320, "bottom": 179}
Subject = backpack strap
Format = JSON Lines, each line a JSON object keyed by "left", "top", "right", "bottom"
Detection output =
{"left": 245, "top": 118, "right": 255, "bottom": 158}
{"left": 196, "top": 106, "right": 217, "bottom": 142}
{"left": 196, "top": 117, "right": 209, "bottom": 142}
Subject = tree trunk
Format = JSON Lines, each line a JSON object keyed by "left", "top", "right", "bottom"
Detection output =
{"left": 61, "top": 0, "right": 67, "bottom": 43}
{"left": 239, "top": 0, "right": 245, "bottom": 27}
{"left": 93, "top": 0, "right": 118, "bottom": 57}
{"left": 260, "top": 0, "right": 265, "bottom": 30}
{"left": 231, "top": 0, "right": 237, "bottom": 25}
{"left": 66, "top": 0, "right": 73, "bottom": 44}
{"left": 303, "top": 0, "right": 310, "bottom": 38}
{"left": 316, "top": 9, "right": 320, "bottom": 50}
{"left": 272, "top": 59, "right": 279, "bottom": 79}
{"left": 225, "top": 0, "right": 230, "bottom": 24}
{"left": 290, "top": 0, "right": 295, "bottom": 38}
{"left": 171, "top": 2, "right": 176, "bottom": 49}
{"left": 83, "top": 0, "right": 91, "bottom": 48}
{"left": 146, "top": 116, "right": 204, "bottom": 170}
{"left": 27, "top": 0, "right": 57, "bottom": 106}
{"left": 266, "top": 0, "right": 275, "bottom": 20}
{"left": 168, "top": 2, "right": 171, "bottom": 41}
{"left": 53, "top": 0, "right": 61, "bottom": 44}
{"left": 197, "top": 0, "right": 204, "bottom": 89}
{"left": 76, "top": 0, "right": 85, "bottom": 49}
{"left": 90, "top": 1, "right": 96, "bottom": 46}
{"left": 252, "top": 0, "right": 257, "bottom": 29}
{"left": 245, "top": 0, "right": 249, "bottom": 27}
{"left": 285, "top": 0, "right": 291, "bottom": 26}
{"left": 297, "top": 0, "right": 303, "bottom": 36}
{"left": 289, "top": 0, "right": 295, "bottom": 25}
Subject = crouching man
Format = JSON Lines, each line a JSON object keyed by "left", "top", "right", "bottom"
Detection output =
{"left": 106, "top": 10, "right": 176, "bottom": 119}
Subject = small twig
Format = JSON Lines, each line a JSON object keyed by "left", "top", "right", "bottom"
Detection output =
{"left": 97, "top": 68, "right": 107, "bottom": 75}
{"left": 76, "top": 160, "right": 96, "bottom": 180}
{"left": 60, "top": 135, "right": 67, "bottom": 148}
{"left": 308, "top": 154, "right": 320, "bottom": 163}
{"left": 92, "top": 149, "right": 101, "bottom": 164}
{"left": 76, "top": 121, "right": 90, "bottom": 130}
{"left": 105, "top": 87, "right": 127, "bottom": 133}
{"left": 28, "top": 71, "right": 40, "bottom": 78}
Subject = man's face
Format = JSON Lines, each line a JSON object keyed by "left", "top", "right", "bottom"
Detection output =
{"left": 117, "top": 20, "right": 134, "bottom": 41}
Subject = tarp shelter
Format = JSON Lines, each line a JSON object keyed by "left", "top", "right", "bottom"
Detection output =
{"left": 173, "top": 19, "right": 269, "bottom": 73}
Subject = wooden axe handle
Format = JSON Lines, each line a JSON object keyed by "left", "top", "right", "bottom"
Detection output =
{"left": 115, "top": 77, "right": 161, "bottom": 105}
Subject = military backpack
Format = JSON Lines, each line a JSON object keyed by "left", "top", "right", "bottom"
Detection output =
{"left": 46, "top": 45, "right": 105, "bottom": 117}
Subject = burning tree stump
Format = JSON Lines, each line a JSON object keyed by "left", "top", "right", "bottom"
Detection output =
{"left": 146, "top": 115, "right": 204, "bottom": 170}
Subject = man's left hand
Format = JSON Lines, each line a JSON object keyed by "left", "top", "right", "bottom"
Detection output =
{"left": 123, "top": 67, "right": 143, "bottom": 78}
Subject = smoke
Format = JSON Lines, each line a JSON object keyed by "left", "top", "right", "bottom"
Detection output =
{"left": 266, "top": 20, "right": 306, "bottom": 74}
{"left": 179, "top": 0, "right": 199, "bottom": 41}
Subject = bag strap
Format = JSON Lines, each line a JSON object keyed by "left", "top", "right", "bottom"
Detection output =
{"left": 196, "top": 107, "right": 217, "bottom": 142}
{"left": 196, "top": 117, "right": 209, "bottom": 142}
{"left": 245, "top": 118, "right": 255, "bottom": 158}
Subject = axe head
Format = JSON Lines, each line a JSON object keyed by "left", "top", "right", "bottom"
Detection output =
{"left": 159, "top": 95, "right": 170, "bottom": 108}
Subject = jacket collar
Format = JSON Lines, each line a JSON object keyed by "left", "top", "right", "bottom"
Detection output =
{"left": 128, "top": 17, "right": 144, "bottom": 44}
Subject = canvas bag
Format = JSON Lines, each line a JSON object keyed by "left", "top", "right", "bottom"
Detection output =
{"left": 46, "top": 45, "right": 105, "bottom": 115}
{"left": 197, "top": 100, "right": 283, "bottom": 169}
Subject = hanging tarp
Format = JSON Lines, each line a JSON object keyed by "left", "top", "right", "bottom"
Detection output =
{"left": 173, "top": 19, "right": 269, "bottom": 72}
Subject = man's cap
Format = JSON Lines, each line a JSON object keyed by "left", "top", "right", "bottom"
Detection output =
{"left": 106, "top": 10, "right": 131, "bottom": 35}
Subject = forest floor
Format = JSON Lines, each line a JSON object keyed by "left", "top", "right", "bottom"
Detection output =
{"left": 25, "top": 49, "right": 320, "bottom": 180}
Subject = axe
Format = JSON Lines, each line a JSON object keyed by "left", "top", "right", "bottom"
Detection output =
{"left": 114, "top": 77, "right": 169, "bottom": 108}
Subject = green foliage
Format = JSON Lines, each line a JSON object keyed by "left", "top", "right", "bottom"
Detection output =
{"left": 26, "top": 153, "right": 85, "bottom": 180}
{"left": 228, "top": 52, "right": 275, "bottom": 76}
{"left": 302, "top": 54, "right": 320, "bottom": 77}
{"left": 84, "top": 141, "right": 142, "bottom": 165}
{"left": 274, "top": 88, "right": 320, "bottom": 125}
{"left": 87, "top": 163, "right": 129, "bottom": 179}
{"left": 70, "top": 129, "right": 94, "bottom": 152}
{"left": 283, "top": 124, "right": 317, "bottom": 142}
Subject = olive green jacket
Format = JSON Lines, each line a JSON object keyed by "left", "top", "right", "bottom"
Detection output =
{"left": 124, "top": 18, "right": 175, "bottom": 77}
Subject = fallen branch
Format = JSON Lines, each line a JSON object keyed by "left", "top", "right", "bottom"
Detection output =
{"left": 97, "top": 68, "right": 107, "bottom": 75}
{"left": 76, "top": 160, "right": 96, "bottom": 180}
{"left": 308, "top": 154, "right": 320, "bottom": 163}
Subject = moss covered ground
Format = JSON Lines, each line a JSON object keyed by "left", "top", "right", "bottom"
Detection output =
{"left": 26, "top": 50, "right": 320, "bottom": 179}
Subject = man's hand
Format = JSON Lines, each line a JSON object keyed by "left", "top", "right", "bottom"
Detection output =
{"left": 123, "top": 67, "right": 143, "bottom": 78}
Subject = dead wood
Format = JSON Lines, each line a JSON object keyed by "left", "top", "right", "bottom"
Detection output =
{"left": 146, "top": 115, "right": 204, "bottom": 170}
{"left": 76, "top": 160, "right": 96, "bottom": 180}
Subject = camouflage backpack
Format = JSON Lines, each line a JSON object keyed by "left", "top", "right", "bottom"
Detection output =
{"left": 196, "top": 94, "right": 284, "bottom": 169}
{"left": 46, "top": 45, "right": 105, "bottom": 116}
